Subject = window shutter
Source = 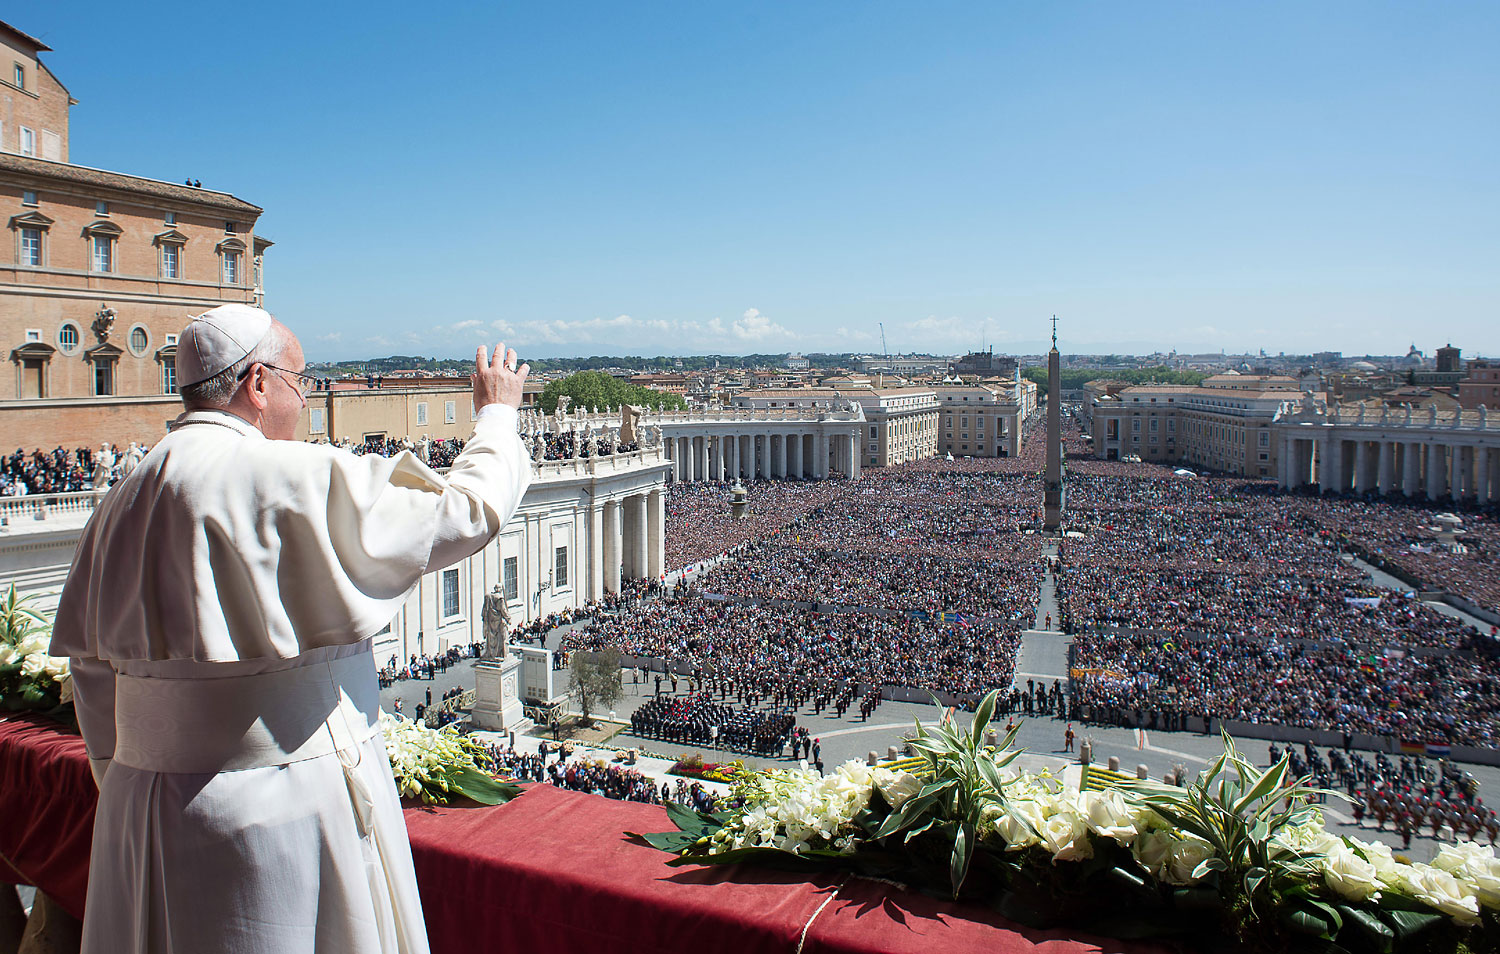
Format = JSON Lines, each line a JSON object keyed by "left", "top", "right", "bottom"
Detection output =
{"left": 41, "top": 130, "right": 61, "bottom": 161}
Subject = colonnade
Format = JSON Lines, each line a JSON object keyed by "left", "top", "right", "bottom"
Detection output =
{"left": 589, "top": 487, "right": 666, "bottom": 595}
{"left": 1278, "top": 429, "right": 1500, "bottom": 503}
{"left": 664, "top": 431, "right": 862, "bottom": 482}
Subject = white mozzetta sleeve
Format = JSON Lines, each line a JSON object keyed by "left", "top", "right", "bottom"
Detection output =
{"left": 424, "top": 403, "right": 533, "bottom": 572}
{"left": 69, "top": 654, "right": 117, "bottom": 788}
{"left": 51, "top": 405, "right": 533, "bottom": 664}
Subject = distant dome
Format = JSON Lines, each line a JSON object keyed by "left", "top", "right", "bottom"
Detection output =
{"left": 1221, "top": 369, "right": 1242, "bottom": 376}
{"left": 1350, "top": 360, "right": 1378, "bottom": 371}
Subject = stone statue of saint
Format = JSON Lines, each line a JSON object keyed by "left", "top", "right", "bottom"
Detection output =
{"left": 531, "top": 432, "right": 546, "bottom": 464}
{"left": 620, "top": 404, "right": 643, "bottom": 444}
{"left": 121, "top": 442, "right": 145, "bottom": 477}
{"left": 416, "top": 436, "right": 431, "bottom": 465}
{"left": 482, "top": 585, "right": 510, "bottom": 660}
{"left": 582, "top": 427, "right": 597, "bottom": 458}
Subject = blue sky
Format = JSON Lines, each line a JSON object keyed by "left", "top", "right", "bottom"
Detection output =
{"left": 36, "top": 1, "right": 1500, "bottom": 360}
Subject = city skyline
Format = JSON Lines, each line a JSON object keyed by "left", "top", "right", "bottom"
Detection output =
{"left": 32, "top": 1, "right": 1500, "bottom": 360}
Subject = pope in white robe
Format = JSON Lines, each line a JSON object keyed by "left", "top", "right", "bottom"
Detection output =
{"left": 51, "top": 305, "right": 533, "bottom": 954}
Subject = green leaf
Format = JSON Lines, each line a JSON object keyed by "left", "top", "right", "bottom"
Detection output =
{"left": 1191, "top": 857, "right": 1228, "bottom": 879}
{"left": 449, "top": 766, "right": 524, "bottom": 806}
{"left": 902, "top": 818, "right": 936, "bottom": 843}
{"left": 1231, "top": 758, "right": 1289, "bottom": 817}
{"left": 1282, "top": 904, "right": 1334, "bottom": 938}
{"left": 633, "top": 830, "right": 704, "bottom": 853}
{"left": 949, "top": 820, "right": 975, "bottom": 898}
{"left": 977, "top": 755, "right": 1007, "bottom": 798}
{"left": 1307, "top": 899, "right": 1343, "bottom": 934}
{"left": 972, "top": 690, "right": 997, "bottom": 746}
{"left": 873, "top": 792, "right": 941, "bottom": 839}
{"left": 1243, "top": 866, "right": 1269, "bottom": 899}
{"left": 663, "top": 801, "right": 714, "bottom": 835}
{"left": 1336, "top": 905, "right": 1394, "bottom": 953}
{"left": 1377, "top": 907, "right": 1443, "bottom": 940}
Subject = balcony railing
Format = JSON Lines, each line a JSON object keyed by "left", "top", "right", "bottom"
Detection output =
{"left": 0, "top": 490, "right": 107, "bottom": 525}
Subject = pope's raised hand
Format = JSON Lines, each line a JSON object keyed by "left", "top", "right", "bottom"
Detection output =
{"left": 473, "top": 343, "right": 529, "bottom": 411}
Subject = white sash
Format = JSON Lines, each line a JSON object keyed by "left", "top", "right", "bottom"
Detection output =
{"left": 112, "top": 653, "right": 380, "bottom": 775}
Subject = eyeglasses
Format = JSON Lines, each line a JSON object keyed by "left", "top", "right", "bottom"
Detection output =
{"left": 238, "top": 362, "right": 319, "bottom": 398}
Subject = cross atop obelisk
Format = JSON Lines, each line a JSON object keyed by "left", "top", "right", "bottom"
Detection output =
{"left": 1043, "top": 315, "right": 1065, "bottom": 531}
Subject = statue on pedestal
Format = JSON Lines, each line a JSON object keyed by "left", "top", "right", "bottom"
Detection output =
{"left": 416, "top": 436, "right": 431, "bottom": 465}
{"left": 482, "top": 585, "right": 511, "bottom": 660}
{"left": 93, "top": 443, "right": 116, "bottom": 490}
{"left": 620, "top": 404, "right": 643, "bottom": 444}
{"left": 121, "top": 442, "right": 145, "bottom": 477}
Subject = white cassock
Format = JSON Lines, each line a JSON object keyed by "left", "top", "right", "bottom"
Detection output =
{"left": 51, "top": 404, "right": 532, "bottom": 954}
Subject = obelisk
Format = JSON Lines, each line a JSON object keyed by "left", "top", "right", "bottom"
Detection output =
{"left": 1043, "top": 316, "right": 1064, "bottom": 531}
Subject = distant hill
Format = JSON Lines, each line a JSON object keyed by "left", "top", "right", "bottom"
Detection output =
{"left": 1022, "top": 366, "right": 1206, "bottom": 395}
{"left": 306, "top": 352, "right": 860, "bottom": 375}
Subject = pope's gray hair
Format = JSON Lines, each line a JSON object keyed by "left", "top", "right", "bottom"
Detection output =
{"left": 179, "top": 322, "right": 292, "bottom": 408}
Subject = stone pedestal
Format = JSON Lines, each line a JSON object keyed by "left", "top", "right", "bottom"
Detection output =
{"left": 471, "top": 656, "right": 530, "bottom": 734}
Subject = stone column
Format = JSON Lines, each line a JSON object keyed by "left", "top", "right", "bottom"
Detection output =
{"left": 816, "top": 432, "right": 830, "bottom": 479}
{"left": 1377, "top": 441, "right": 1395, "bottom": 495}
{"left": 679, "top": 437, "right": 691, "bottom": 481}
{"left": 622, "top": 495, "right": 639, "bottom": 580}
{"left": 1457, "top": 446, "right": 1474, "bottom": 501}
{"left": 1353, "top": 440, "right": 1369, "bottom": 494}
{"left": 1277, "top": 434, "right": 1291, "bottom": 489}
{"left": 627, "top": 494, "right": 649, "bottom": 580}
{"left": 848, "top": 434, "right": 861, "bottom": 479}
{"left": 777, "top": 434, "right": 788, "bottom": 479}
{"left": 1316, "top": 437, "right": 1333, "bottom": 492}
{"left": 1403, "top": 441, "right": 1422, "bottom": 497}
{"left": 1427, "top": 444, "right": 1447, "bottom": 500}
{"left": 1486, "top": 446, "right": 1500, "bottom": 504}
{"left": 603, "top": 499, "right": 622, "bottom": 594}
{"left": 713, "top": 434, "right": 724, "bottom": 481}
{"left": 588, "top": 503, "right": 605, "bottom": 600}
{"left": 648, "top": 488, "right": 664, "bottom": 578}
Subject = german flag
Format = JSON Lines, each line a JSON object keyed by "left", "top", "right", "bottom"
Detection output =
{"left": 1399, "top": 740, "right": 1425, "bottom": 755}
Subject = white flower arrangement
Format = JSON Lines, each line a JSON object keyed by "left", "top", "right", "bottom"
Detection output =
{"left": 707, "top": 761, "right": 917, "bottom": 856}
{"left": 379, "top": 710, "right": 520, "bottom": 806}
{"left": 0, "top": 584, "right": 72, "bottom": 713}
{"left": 644, "top": 690, "right": 1500, "bottom": 952}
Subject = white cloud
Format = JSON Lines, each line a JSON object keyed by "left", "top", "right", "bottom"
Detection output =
{"left": 451, "top": 319, "right": 484, "bottom": 332}
{"left": 315, "top": 331, "right": 343, "bottom": 343}
{"left": 730, "top": 308, "right": 795, "bottom": 342}
{"left": 833, "top": 326, "right": 876, "bottom": 343}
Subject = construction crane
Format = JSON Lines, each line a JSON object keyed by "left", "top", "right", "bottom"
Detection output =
{"left": 879, "top": 322, "right": 889, "bottom": 359}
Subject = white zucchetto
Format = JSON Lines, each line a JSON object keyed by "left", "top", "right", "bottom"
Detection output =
{"left": 177, "top": 304, "right": 273, "bottom": 388}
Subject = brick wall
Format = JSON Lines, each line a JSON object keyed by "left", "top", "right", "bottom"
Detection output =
{"left": 0, "top": 396, "right": 180, "bottom": 450}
